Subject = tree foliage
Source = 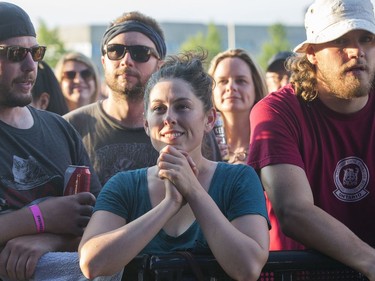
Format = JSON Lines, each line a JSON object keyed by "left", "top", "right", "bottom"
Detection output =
{"left": 36, "top": 19, "right": 67, "bottom": 68}
{"left": 258, "top": 23, "right": 291, "bottom": 70}
{"left": 179, "top": 22, "right": 222, "bottom": 69}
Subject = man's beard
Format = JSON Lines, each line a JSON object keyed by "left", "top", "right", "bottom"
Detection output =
{"left": 124, "top": 82, "right": 145, "bottom": 102}
{"left": 319, "top": 65, "right": 374, "bottom": 100}
{"left": 105, "top": 71, "right": 145, "bottom": 102}
{"left": 0, "top": 84, "right": 32, "bottom": 107}
{"left": 107, "top": 81, "right": 144, "bottom": 102}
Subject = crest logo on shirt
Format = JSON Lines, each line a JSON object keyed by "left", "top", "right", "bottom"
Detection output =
{"left": 333, "top": 157, "right": 369, "bottom": 202}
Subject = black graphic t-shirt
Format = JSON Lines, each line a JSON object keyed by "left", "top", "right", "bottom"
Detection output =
{"left": 0, "top": 106, "right": 101, "bottom": 212}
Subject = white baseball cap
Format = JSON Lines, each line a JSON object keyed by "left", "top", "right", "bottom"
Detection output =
{"left": 294, "top": 0, "right": 375, "bottom": 53}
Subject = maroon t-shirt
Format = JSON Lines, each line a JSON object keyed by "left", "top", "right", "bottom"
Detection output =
{"left": 249, "top": 84, "right": 375, "bottom": 250}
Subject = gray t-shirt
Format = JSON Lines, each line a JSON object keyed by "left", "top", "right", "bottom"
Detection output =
{"left": 64, "top": 101, "right": 159, "bottom": 185}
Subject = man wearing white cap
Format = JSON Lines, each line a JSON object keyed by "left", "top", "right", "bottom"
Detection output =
{"left": 248, "top": 0, "right": 375, "bottom": 279}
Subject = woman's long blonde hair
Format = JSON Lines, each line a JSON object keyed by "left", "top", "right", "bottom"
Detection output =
{"left": 55, "top": 52, "right": 101, "bottom": 103}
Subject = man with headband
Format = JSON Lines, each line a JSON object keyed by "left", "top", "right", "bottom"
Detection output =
{"left": 65, "top": 12, "right": 223, "bottom": 185}
{"left": 64, "top": 12, "right": 165, "bottom": 185}
{"left": 248, "top": 0, "right": 375, "bottom": 279}
{"left": 0, "top": 2, "right": 100, "bottom": 280}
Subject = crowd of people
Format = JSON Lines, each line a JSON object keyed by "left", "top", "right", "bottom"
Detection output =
{"left": 0, "top": 0, "right": 374, "bottom": 280}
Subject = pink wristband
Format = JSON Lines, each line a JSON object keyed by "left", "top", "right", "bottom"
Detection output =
{"left": 29, "top": 204, "right": 45, "bottom": 233}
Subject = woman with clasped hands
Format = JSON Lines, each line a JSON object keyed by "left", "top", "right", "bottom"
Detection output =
{"left": 79, "top": 52, "right": 270, "bottom": 281}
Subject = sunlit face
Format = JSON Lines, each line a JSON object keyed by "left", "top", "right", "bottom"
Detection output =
{"left": 60, "top": 60, "right": 96, "bottom": 110}
{"left": 212, "top": 57, "right": 256, "bottom": 113}
{"left": 308, "top": 30, "right": 375, "bottom": 99}
{"left": 144, "top": 78, "right": 212, "bottom": 153}
{"left": 0, "top": 36, "right": 38, "bottom": 107}
{"left": 102, "top": 32, "right": 161, "bottom": 101}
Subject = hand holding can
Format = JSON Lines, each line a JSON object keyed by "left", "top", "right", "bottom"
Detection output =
{"left": 63, "top": 165, "right": 91, "bottom": 195}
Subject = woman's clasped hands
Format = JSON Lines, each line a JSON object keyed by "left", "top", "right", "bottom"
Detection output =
{"left": 157, "top": 145, "right": 199, "bottom": 206}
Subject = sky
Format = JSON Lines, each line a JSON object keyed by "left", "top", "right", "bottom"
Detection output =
{"left": 10, "top": 0, "right": 315, "bottom": 28}
{"left": 8, "top": 0, "right": 375, "bottom": 40}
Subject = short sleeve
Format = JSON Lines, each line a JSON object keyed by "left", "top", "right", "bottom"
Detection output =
{"left": 248, "top": 87, "right": 305, "bottom": 171}
{"left": 211, "top": 163, "right": 270, "bottom": 228}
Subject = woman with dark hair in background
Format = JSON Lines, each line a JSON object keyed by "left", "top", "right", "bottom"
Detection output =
{"left": 31, "top": 60, "right": 69, "bottom": 115}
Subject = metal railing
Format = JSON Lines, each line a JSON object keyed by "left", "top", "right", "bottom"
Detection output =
{"left": 121, "top": 250, "right": 368, "bottom": 281}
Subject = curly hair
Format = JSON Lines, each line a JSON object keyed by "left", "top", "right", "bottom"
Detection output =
{"left": 208, "top": 49, "right": 268, "bottom": 104}
{"left": 286, "top": 55, "right": 318, "bottom": 102}
{"left": 144, "top": 51, "right": 213, "bottom": 114}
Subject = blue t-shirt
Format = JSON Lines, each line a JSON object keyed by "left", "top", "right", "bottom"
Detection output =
{"left": 95, "top": 162, "right": 269, "bottom": 254}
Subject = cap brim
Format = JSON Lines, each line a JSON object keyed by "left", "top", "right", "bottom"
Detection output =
{"left": 293, "top": 41, "right": 309, "bottom": 53}
{"left": 293, "top": 19, "right": 375, "bottom": 53}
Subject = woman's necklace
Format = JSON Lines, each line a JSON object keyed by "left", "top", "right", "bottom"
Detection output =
{"left": 227, "top": 147, "right": 249, "bottom": 164}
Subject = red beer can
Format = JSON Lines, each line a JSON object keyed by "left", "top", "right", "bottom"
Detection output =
{"left": 63, "top": 165, "right": 91, "bottom": 195}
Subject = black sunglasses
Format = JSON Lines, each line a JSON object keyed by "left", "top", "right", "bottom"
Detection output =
{"left": 62, "top": 69, "right": 94, "bottom": 81}
{"left": 105, "top": 44, "right": 160, "bottom": 62}
{"left": 0, "top": 45, "right": 46, "bottom": 62}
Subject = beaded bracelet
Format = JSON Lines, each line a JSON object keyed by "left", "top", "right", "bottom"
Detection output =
{"left": 29, "top": 204, "right": 45, "bottom": 233}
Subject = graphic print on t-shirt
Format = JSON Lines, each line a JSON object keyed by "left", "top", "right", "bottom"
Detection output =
{"left": 2, "top": 155, "right": 53, "bottom": 190}
{"left": 0, "top": 155, "right": 62, "bottom": 211}
{"left": 95, "top": 143, "right": 158, "bottom": 184}
{"left": 333, "top": 156, "right": 370, "bottom": 202}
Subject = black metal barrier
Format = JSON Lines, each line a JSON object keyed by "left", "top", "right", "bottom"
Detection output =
{"left": 121, "top": 250, "right": 369, "bottom": 281}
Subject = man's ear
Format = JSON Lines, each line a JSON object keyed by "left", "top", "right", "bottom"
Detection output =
{"left": 33, "top": 92, "right": 50, "bottom": 110}
{"left": 144, "top": 119, "right": 150, "bottom": 136}
{"left": 157, "top": 59, "right": 165, "bottom": 70}
{"left": 280, "top": 74, "right": 290, "bottom": 88}
{"left": 101, "top": 55, "right": 106, "bottom": 69}
{"left": 39, "top": 92, "right": 50, "bottom": 110}
{"left": 306, "top": 45, "right": 318, "bottom": 65}
{"left": 204, "top": 108, "right": 216, "bottom": 133}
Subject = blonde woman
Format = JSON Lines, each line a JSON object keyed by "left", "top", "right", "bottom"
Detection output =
{"left": 55, "top": 52, "right": 101, "bottom": 111}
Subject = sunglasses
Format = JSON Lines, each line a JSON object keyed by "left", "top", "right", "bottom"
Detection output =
{"left": 0, "top": 45, "right": 46, "bottom": 62}
{"left": 62, "top": 69, "right": 94, "bottom": 81}
{"left": 105, "top": 44, "right": 160, "bottom": 62}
